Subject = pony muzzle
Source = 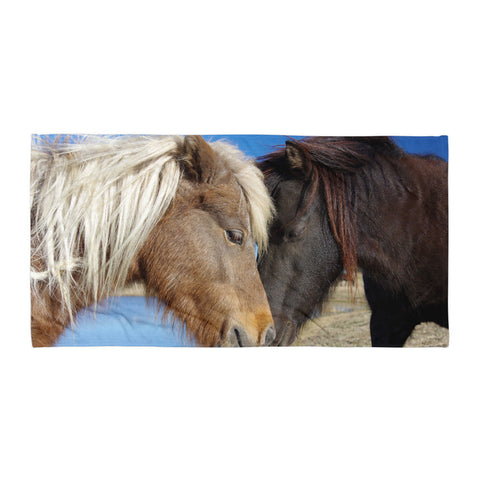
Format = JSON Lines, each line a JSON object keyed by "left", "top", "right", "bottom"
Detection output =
{"left": 225, "top": 310, "right": 275, "bottom": 347}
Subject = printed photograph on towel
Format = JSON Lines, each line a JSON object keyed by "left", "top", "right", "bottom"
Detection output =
{"left": 30, "top": 135, "right": 448, "bottom": 347}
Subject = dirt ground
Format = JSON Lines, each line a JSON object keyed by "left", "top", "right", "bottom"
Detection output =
{"left": 293, "top": 277, "right": 449, "bottom": 347}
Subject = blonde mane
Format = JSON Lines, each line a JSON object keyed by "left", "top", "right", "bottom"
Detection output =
{"left": 31, "top": 135, "right": 273, "bottom": 322}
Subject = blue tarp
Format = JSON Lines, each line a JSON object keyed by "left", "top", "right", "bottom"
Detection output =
{"left": 56, "top": 296, "right": 194, "bottom": 347}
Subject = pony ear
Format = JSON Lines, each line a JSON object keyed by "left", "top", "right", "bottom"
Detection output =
{"left": 285, "top": 140, "right": 312, "bottom": 177}
{"left": 182, "top": 135, "right": 217, "bottom": 183}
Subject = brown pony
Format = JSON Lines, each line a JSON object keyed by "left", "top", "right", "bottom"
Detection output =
{"left": 258, "top": 137, "right": 448, "bottom": 347}
{"left": 31, "top": 135, "right": 275, "bottom": 347}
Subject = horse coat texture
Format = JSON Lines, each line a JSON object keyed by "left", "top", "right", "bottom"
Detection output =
{"left": 30, "top": 135, "right": 448, "bottom": 347}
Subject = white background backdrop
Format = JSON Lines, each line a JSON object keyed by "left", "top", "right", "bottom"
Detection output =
{"left": 1, "top": 1, "right": 479, "bottom": 479}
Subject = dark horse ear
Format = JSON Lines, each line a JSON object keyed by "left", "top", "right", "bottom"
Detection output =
{"left": 182, "top": 135, "right": 217, "bottom": 183}
{"left": 285, "top": 140, "right": 312, "bottom": 177}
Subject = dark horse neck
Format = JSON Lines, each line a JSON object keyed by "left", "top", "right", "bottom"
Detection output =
{"left": 355, "top": 152, "right": 448, "bottom": 310}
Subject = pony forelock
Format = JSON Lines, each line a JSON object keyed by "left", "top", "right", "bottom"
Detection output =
{"left": 209, "top": 140, "right": 275, "bottom": 254}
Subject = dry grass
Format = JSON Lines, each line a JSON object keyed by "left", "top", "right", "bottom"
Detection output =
{"left": 293, "top": 278, "right": 449, "bottom": 347}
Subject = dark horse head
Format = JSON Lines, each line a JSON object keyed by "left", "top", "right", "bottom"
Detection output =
{"left": 258, "top": 137, "right": 448, "bottom": 346}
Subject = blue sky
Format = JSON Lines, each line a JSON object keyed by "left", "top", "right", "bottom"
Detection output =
{"left": 204, "top": 134, "right": 448, "bottom": 161}
{"left": 37, "top": 134, "right": 448, "bottom": 161}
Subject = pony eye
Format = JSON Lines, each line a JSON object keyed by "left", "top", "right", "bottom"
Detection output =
{"left": 287, "top": 224, "right": 306, "bottom": 240}
{"left": 225, "top": 229, "right": 244, "bottom": 246}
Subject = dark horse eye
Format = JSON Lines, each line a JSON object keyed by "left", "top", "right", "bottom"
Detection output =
{"left": 287, "top": 224, "right": 306, "bottom": 240}
{"left": 225, "top": 229, "right": 244, "bottom": 246}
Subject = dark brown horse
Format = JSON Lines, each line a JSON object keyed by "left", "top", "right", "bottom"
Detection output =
{"left": 258, "top": 137, "right": 448, "bottom": 347}
{"left": 31, "top": 135, "right": 275, "bottom": 347}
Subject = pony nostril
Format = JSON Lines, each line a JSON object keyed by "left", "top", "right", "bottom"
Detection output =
{"left": 227, "top": 327, "right": 241, "bottom": 347}
{"left": 263, "top": 326, "right": 276, "bottom": 346}
{"left": 227, "top": 326, "right": 252, "bottom": 347}
{"left": 234, "top": 328, "right": 242, "bottom": 347}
